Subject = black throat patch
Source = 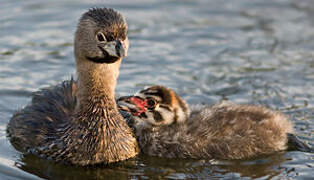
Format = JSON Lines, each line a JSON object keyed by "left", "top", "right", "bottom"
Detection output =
{"left": 86, "top": 56, "right": 119, "bottom": 64}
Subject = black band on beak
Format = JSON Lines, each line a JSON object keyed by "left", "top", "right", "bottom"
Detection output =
{"left": 115, "top": 40, "right": 126, "bottom": 58}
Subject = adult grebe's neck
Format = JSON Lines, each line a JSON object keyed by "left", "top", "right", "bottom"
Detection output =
{"left": 58, "top": 57, "right": 138, "bottom": 165}
{"left": 75, "top": 58, "right": 121, "bottom": 110}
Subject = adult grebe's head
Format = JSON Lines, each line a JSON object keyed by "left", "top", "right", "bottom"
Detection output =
{"left": 74, "top": 8, "right": 129, "bottom": 65}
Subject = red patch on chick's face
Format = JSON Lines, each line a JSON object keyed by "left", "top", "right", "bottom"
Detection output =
{"left": 129, "top": 96, "right": 147, "bottom": 116}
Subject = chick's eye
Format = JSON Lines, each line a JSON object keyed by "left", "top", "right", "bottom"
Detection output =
{"left": 96, "top": 32, "right": 106, "bottom": 42}
{"left": 147, "top": 98, "right": 157, "bottom": 108}
{"left": 106, "top": 35, "right": 114, "bottom": 42}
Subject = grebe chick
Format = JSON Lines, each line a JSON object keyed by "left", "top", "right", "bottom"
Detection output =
{"left": 7, "top": 8, "right": 138, "bottom": 166}
{"left": 118, "top": 85, "right": 312, "bottom": 160}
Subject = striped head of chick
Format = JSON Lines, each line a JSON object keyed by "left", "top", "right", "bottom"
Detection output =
{"left": 117, "top": 85, "right": 190, "bottom": 127}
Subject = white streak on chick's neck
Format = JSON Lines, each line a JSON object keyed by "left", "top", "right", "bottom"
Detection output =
{"left": 169, "top": 90, "right": 190, "bottom": 123}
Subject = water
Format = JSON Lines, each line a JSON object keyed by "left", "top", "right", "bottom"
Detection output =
{"left": 0, "top": 0, "right": 313, "bottom": 179}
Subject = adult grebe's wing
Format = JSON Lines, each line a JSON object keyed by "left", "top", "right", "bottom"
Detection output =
{"left": 7, "top": 78, "right": 77, "bottom": 152}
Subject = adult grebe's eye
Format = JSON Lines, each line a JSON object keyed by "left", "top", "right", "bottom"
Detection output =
{"left": 96, "top": 32, "right": 106, "bottom": 42}
{"left": 147, "top": 98, "right": 157, "bottom": 108}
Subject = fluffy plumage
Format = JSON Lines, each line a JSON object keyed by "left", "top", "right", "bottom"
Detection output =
{"left": 118, "top": 85, "right": 312, "bottom": 160}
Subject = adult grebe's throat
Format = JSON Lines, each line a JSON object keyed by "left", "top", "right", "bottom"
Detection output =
{"left": 75, "top": 59, "right": 121, "bottom": 108}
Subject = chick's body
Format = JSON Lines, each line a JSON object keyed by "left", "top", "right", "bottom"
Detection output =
{"left": 118, "top": 86, "right": 298, "bottom": 160}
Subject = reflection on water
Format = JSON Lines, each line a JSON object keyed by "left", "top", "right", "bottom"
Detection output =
{"left": 16, "top": 153, "right": 292, "bottom": 179}
{"left": 0, "top": 0, "right": 313, "bottom": 179}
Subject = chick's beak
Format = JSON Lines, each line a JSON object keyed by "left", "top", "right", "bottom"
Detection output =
{"left": 117, "top": 96, "right": 133, "bottom": 111}
{"left": 102, "top": 40, "right": 126, "bottom": 58}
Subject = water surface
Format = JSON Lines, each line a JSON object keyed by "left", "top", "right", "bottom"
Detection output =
{"left": 0, "top": 0, "right": 313, "bottom": 179}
